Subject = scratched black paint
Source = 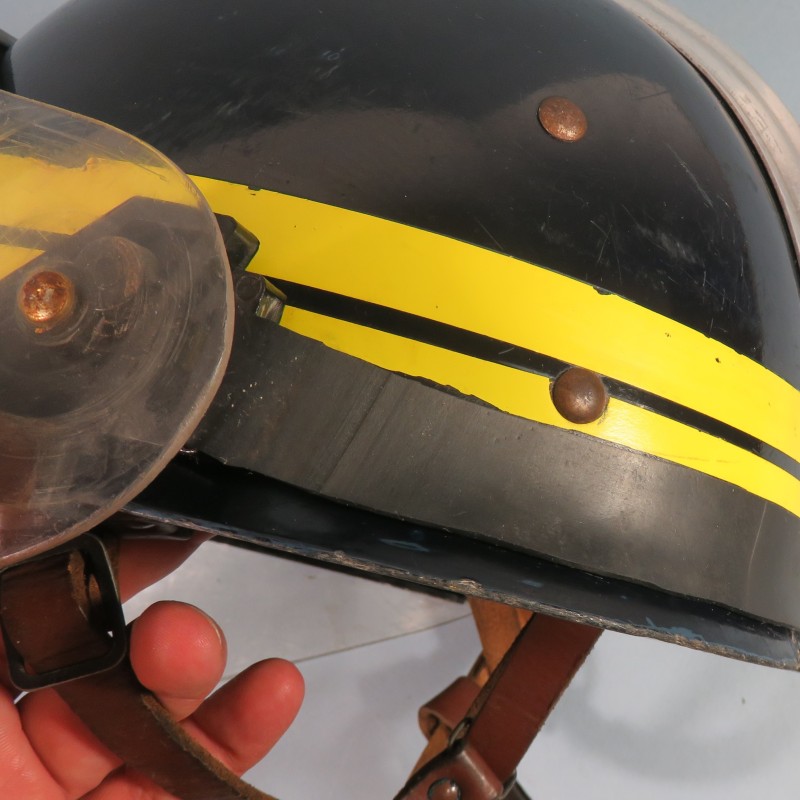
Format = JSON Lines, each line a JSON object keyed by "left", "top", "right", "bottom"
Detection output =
{"left": 128, "top": 453, "right": 800, "bottom": 671}
{"left": 4, "top": 0, "right": 799, "bottom": 386}
{"left": 187, "top": 316, "right": 800, "bottom": 631}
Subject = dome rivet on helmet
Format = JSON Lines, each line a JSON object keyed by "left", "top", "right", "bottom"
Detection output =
{"left": 18, "top": 270, "right": 76, "bottom": 332}
{"left": 551, "top": 367, "right": 608, "bottom": 424}
{"left": 537, "top": 96, "right": 588, "bottom": 142}
{"left": 427, "top": 777, "right": 462, "bottom": 800}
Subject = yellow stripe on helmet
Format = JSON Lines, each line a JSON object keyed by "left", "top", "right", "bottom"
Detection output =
{"left": 0, "top": 244, "right": 44, "bottom": 281}
{"left": 192, "top": 175, "right": 800, "bottom": 509}
{"left": 0, "top": 153, "right": 196, "bottom": 237}
{"left": 283, "top": 305, "right": 800, "bottom": 519}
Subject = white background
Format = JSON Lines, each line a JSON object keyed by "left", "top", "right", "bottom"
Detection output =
{"left": 3, "top": 2, "right": 800, "bottom": 797}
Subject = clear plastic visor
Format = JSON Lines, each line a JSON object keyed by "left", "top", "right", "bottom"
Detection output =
{"left": 0, "top": 90, "right": 233, "bottom": 566}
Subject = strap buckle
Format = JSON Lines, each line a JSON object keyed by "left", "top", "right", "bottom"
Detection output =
{"left": 0, "top": 533, "right": 127, "bottom": 691}
{"left": 401, "top": 611, "right": 601, "bottom": 800}
{"left": 399, "top": 738, "right": 506, "bottom": 800}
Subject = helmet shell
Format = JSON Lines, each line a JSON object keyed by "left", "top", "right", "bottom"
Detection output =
{"left": 5, "top": 0, "right": 800, "bottom": 638}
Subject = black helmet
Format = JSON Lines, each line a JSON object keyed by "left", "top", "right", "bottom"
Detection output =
{"left": 2, "top": 0, "right": 799, "bottom": 797}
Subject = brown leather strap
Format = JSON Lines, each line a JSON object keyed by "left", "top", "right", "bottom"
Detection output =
{"left": 463, "top": 614, "right": 599, "bottom": 783}
{"left": 419, "top": 676, "right": 481, "bottom": 741}
{"left": 0, "top": 536, "right": 277, "bottom": 800}
{"left": 413, "top": 599, "right": 533, "bottom": 774}
{"left": 416, "top": 669, "right": 532, "bottom": 800}
{"left": 468, "top": 598, "right": 532, "bottom": 672}
{"left": 59, "top": 670, "right": 273, "bottom": 800}
{"left": 401, "top": 612, "right": 601, "bottom": 800}
{"left": 413, "top": 707, "right": 452, "bottom": 776}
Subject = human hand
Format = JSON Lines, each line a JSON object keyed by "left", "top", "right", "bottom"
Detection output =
{"left": 0, "top": 534, "right": 304, "bottom": 799}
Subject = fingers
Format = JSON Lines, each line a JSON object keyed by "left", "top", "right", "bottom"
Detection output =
{"left": 0, "top": 531, "right": 206, "bottom": 695}
{"left": 20, "top": 601, "right": 227, "bottom": 796}
{"left": 133, "top": 601, "right": 304, "bottom": 775}
{"left": 0, "top": 686, "right": 71, "bottom": 800}
{"left": 16, "top": 601, "right": 227, "bottom": 797}
{"left": 134, "top": 599, "right": 304, "bottom": 771}
{"left": 15, "top": 687, "right": 122, "bottom": 798}
{"left": 120, "top": 546, "right": 305, "bottom": 755}
{"left": 86, "top": 659, "right": 305, "bottom": 800}
{"left": 16, "top": 600, "right": 302, "bottom": 799}
{"left": 82, "top": 767, "right": 186, "bottom": 800}
{"left": 129, "top": 601, "right": 227, "bottom": 720}
{"left": 184, "top": 658, "right": 305, "bottom": 775}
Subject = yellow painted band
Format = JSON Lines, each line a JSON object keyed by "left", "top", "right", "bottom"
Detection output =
{"left": 0, "top": 154, "right": 194, "bottom": 237}
{"left": 190, "top": 176, "right": 800, "bottom": 470}
{"left": 0, "top": 245, "right": 43, "bottom": 281}
{"left": 283, "top": 306, "right": 800, "bottom": 519}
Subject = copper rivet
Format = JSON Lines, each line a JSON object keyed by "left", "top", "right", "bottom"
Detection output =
{"left": 18, "top": 270, "right": 76, "bottom": 329}
{"left": 427, "top": 778, "right": 462, "bottom": 800}
{"left": 538, "top": 96, "right": 588, "bottom": 142}
{"left": 551, "top": 367, "right": 607, "bottom": 424}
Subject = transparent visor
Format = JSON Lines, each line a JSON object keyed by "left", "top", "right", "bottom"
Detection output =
{"left": 0, "top": 90, "right": 233, "bottom": 566}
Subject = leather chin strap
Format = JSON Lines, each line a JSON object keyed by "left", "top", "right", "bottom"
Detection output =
{"left": 0, "top": 534, "right": 276, "bottom": 800}
{"left": 412, "top": 601, "right": 535, "bottom": 776}
{"left": 402, "top": 599, "right": 601, "bottom": 800}
{"left": 0, "top": 535, "right": 600, "bottom": 800}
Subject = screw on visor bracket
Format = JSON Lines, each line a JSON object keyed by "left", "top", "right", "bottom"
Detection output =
{"left": 0, "top": 533, "right": 127, "bottom": 691}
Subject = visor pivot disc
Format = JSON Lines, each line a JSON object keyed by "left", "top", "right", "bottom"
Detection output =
{"left": 0, "top": 90, "right": 233, "bottom": 567}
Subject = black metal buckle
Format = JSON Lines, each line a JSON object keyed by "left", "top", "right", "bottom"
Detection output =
{"left": 0, "top": 534, "right": 127, "bottom": 691}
